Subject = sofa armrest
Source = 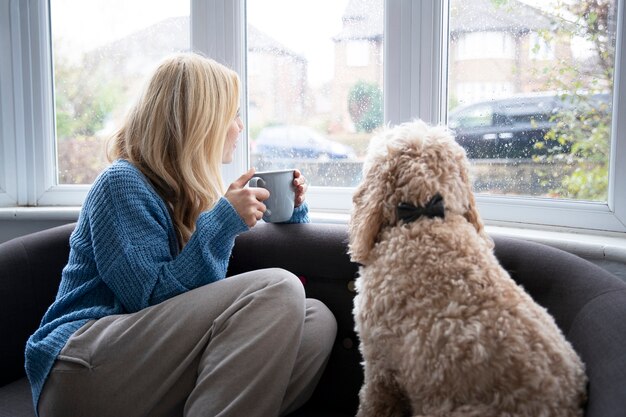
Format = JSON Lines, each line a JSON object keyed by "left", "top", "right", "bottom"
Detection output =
{"left": 567, "top": 289, "right": 626, "bottom": 417}
{"left": 0, "top": 223, "right": 75, "bottom": 385}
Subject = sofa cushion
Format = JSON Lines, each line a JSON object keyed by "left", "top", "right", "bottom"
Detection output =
{"left": 0, "top": 378, "right": 35, "bottom": 417}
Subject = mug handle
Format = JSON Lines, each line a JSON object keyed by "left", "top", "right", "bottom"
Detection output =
{"left": 248, "top": 177, "right": 271, "bottom": 218}
{"left": 249, "top": 177, "right": 266, "bottom": 188}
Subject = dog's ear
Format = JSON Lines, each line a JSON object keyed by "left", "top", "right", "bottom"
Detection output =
{"left": 348, "top": 161, "right": 387, "bottom": 265}
{"left": 461, "top": 166, "right": 495, "bottom": 249}
{"left": 464, "top": 190, "right": 484, "bottom": 234}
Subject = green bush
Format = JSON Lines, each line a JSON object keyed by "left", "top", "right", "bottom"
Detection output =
{"left": 348, "top": 81, "right": 383, "bottom": 133}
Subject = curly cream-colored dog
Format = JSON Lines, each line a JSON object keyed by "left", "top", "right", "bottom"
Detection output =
{"left": 348, "top": 120, "right": 587, "bottom": 417}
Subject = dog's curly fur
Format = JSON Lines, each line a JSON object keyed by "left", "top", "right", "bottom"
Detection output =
{"left": 349, "top": 120, "right": 587, "bottom": 417}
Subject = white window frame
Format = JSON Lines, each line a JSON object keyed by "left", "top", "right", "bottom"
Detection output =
{"left": 0, "top": 0, "right": 17, "bottom": 206}
{"left": 1, "top": 0, "right": 625, "bottom": 234}
{"left": 1, "top": 0, "right": 96, "bottom": 207}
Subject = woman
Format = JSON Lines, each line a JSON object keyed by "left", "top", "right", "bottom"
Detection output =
{"left": 25, "top": 52, "right": 337, "bottom": 417}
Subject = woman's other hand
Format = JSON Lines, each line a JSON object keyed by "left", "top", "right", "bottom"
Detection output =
{"left": 293, "top": 169, "right": 307, "bottom": 208}
{"left": 225, "top": 168, "right": 270, "bottom": 227}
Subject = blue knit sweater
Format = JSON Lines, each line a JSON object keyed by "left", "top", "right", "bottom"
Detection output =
{"left": 24, "top": 159, "right": 309, "bottom": 411}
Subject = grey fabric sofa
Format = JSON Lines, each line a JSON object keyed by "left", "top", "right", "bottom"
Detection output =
{"left": 1, "top": 222, "right": 625, "bottom": 417}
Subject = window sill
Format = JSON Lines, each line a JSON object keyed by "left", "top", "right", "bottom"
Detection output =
{"left": 0, "top": 206, "right": 81, "bottom": 221}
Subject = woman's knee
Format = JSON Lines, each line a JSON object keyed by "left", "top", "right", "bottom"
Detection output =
{"left": 263, "top": 268, "right": 306, "bottom": 301}
{"left": 305, "top": 299, "right": 337, "bottom": 351}
{"left": 245, "top": 268, "right": 305, "bottom": 321}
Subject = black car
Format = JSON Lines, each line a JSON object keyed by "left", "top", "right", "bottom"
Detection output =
{"left": 447, "top": 93, "right": 609, "bottom": 159}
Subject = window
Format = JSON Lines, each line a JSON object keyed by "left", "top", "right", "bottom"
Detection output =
{"left": 50, "top": 0, "right": 191, "bottom": 185}
{"left": 456, "top": 32, "right": 515, "bottom": 60}
{"left": 448, "top": 103, "right": 494, "bottom": 129}
{"left": 1, "top": 0, "right": 625, "bottom": 234}
{"left": 448, "top": 0, "right": 616, "bottom": 202}
{"left": 246, "top": 0, "right": 383, "bottom": 188}
{"left": 528, "top": 32, "right": 555, "bottom": 60}
{"left": 346, "top": 41, "right": 371, "bottom": 67}
{"left": 454, "top": 82, "right": 514, "bottom": 106}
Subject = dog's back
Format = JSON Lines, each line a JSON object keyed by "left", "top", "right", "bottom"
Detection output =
{"left": 355, "top": 214, "right": 587, "bottom": 416}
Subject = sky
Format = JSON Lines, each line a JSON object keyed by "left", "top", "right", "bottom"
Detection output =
{"left": 51, "top": 0, "right": 349, "bottom": 87}
{"left": 50, "top": 0, "right": 190, "bottom": 50}
{"left": 50, "top": 0, "right": 596, "bottom": 84}
{"left": 247, "top": 0, "right": 349, "bottom": 86}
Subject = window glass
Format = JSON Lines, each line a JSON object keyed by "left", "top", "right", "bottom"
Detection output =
{"left": 448, "top": 0, "right": 615, "bottom": 200}
{"left": 346, "top": 41, "right": 371, "bottom": 67}
{"left": 247, "top": 0, "right": 384, "bottom": 187}
{"left": 50, "top": 0, "right": 190, "bottom": 184}
{"left": 528, "top": 32, "right": 555, "bottom": 60}
{"left": 448, "top": 103, "right": 494, "bottom": 129}
{"left": 456, "top": 32, "right": 515, "bottom": 60}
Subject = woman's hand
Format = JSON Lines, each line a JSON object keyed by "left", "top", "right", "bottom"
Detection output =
{"left": 293, "top": 169, "right": 307, "bottom": 208}
{"left": 225, "top": 168, "right": 270, "bottom": 228}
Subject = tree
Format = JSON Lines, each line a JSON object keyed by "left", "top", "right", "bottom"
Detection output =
{"left": 54, "top": 55, "right": 123, "bottom": 139}
{"left": 53, "top": 53, "right": 124, "bottom": 184}
{"left": 348, "top": 81, "right": 383, "bottom": 133}
{"left": 533, "top": 0, "right": 615, "bottom": 201}
{"left": 487, "top": 0, "right": 614, "bottom": 200}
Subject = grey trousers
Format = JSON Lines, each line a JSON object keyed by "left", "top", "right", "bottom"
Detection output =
{"left": 38, "top": 268, "right": 337, "bottom": 417}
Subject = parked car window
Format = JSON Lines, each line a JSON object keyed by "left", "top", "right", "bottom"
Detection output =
{"left": 448, "top": 93, "right": 610, "bottom": 161}
{"left": 448, "top": 104, "right": 494, "bottom": 129}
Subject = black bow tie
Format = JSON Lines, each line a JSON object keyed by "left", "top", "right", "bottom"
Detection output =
{"left": 397, "top": 193, "right": 445, "bottom": 223}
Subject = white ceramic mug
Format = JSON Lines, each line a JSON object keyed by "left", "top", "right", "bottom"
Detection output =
{"left": 248, "top": 169, "right": 296, "bottom": 223}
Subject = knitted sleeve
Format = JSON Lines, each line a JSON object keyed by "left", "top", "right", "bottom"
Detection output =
{"left": 86, "top": 164, "right": 249, "bottom": 312}
{"left": 287, "top": 201, "right": 310, "bottom": 224}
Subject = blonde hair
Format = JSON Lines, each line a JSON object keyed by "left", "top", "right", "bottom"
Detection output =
{"left": 107, "top": 52, "right": 240, "bottom": 247}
